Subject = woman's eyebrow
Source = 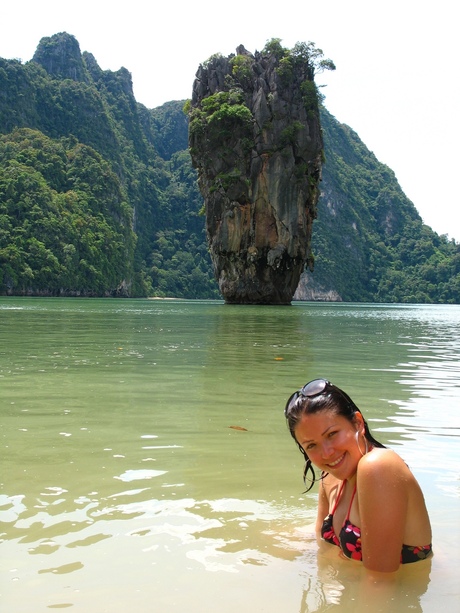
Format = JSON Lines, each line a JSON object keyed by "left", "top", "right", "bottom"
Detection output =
{"left": 302, "top": 424, "right": 337, "bottom": 444}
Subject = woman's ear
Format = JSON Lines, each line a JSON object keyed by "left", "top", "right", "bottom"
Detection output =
{"left": 354, "top": 411, "right": 365, "bottom": 433}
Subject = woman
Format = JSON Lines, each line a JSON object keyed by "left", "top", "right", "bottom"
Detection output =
{"left": 284, "top": 378, "right": 432, "bottom": 572}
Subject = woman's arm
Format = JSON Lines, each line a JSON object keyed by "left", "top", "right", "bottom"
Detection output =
{"left": 315, "top": 478, "right": 330, "bottom": 533}
{"left": 357, "top": 450, "right": 409, "bottom": 572}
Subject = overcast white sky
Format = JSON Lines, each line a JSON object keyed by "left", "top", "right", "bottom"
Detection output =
{"left": 2, "top": 1, "right": 459, "bottom": 241}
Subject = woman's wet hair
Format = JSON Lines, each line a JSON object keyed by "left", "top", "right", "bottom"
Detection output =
{"left": 284, "top": 379, "right": 386, "bottom": 492}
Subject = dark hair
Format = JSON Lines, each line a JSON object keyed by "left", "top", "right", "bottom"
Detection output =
{"left": 284, "top": 379, "right": 386, "bottom": 492}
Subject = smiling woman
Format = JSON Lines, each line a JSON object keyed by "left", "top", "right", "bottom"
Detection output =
{"left": 284, "top": 379, "right": 433, "bottom": 573}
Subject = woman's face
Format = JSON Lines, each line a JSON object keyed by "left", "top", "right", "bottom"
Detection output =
{"left": 294, "top": 409, "right": 364, "bottom": 481}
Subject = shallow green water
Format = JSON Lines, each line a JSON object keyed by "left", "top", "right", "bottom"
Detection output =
{"left": 1, "top": 298, "right": 459, "bottom": 612}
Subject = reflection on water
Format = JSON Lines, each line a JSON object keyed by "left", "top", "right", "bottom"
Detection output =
{"left": 299, "top": 547, "right": 432, "bottom": 613}
{"left": 1, "top": 299, "right": 459, "bottom": 612}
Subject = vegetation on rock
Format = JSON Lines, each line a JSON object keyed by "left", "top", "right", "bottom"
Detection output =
{"left": 0, "top": 128, "right": 134, "bottom": 295}
{"left": 0, "top": 32, "right": 458, "bottom": 303}
{"left": 188, "top": 41, "right": 333, "bottom": 304}
{"left": 295, "top": 108, "right": 460, "bottom": 303}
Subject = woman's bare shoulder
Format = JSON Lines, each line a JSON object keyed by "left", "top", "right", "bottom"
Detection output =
{"left": 358, "top": 448, "right": 412, "bottom": 483}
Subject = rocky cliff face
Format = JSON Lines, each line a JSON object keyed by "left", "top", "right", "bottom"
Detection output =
{"left": 189, "top": 42, "right": 324, "bottom": 304}
{"left": 32, "top": 32, "right": 90, "bottom": 83}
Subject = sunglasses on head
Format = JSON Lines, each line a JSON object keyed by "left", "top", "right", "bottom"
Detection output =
{"left": 284, "top": 378, "right": 332, "bottom": 417}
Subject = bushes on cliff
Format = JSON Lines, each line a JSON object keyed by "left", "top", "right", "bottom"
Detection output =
{"left": 0, "top": 128, "right": 135, "bottom": 295}
{"left": 1, "top": 33, "right": 458, "bottom": 303}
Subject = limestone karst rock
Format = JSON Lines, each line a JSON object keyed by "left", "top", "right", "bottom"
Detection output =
{"left": 32, "top": 32, "right": 90, "bottom": 83}
{"left": 188, "top": 41, "right": 326, "bottom": 304}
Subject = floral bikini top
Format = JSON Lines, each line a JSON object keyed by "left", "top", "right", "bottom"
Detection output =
{"left": 321, "top": 480, "right": 432, "bottom": 564}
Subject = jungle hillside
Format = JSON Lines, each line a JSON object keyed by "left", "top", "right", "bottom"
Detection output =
{"left": 0, "top": 32, "right": 459, "bottom": 303}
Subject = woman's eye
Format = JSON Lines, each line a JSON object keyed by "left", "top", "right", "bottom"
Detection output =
{"left": 306, "top": 443, "right": 315, "bottom": 450}
{"left": 328, "top": 431, "right": 337, "bottom": 438}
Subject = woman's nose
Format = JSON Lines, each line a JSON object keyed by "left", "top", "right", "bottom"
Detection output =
{"left": 321, "top": 441, "right": 334, "bottom": 459}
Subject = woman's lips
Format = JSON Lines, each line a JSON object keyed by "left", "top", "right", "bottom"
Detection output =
{"left": 327, "top": 453, "right": 345, "bottom": 468}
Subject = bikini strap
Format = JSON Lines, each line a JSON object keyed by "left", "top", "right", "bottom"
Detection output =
{"left": 331, "top": 479, "right": 347, "bottom": 514}
{"left": 346, "top": 483, "right": 357, "bottom": 520}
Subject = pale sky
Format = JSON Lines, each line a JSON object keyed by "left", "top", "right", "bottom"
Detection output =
{"left": 2, "top": 1, "right": 459, "bottom": 241}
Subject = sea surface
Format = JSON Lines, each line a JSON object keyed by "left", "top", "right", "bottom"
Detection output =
{"left": 1, "top": 298, "right": 459, "bottom": 612}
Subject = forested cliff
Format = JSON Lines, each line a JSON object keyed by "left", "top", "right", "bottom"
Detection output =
{"left": 1, "top": 32, "right": 459, "bottom": 302}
